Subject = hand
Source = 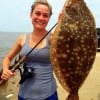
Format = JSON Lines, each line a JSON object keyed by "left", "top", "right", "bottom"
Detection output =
{"left": 1, "top": 69, "right": 16, "bottom": 80}
{"left": 58, "top": 12, "right": 64, "bottom": 21}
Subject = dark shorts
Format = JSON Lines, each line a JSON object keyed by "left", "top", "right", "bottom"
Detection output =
{"left": 18, "top": 91, "right": 58, "bottom": 100}
{"left": 45, "top": 91, "right": 58, "bottom": 100}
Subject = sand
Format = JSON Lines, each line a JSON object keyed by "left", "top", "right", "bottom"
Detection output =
{"left": 57, "top": 52, "right": 100, "bottom": 100}
{"left": 0, "top": 52, "right": 100, "bottom": 100}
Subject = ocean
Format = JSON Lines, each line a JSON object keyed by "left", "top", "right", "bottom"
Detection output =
{"left": 0, "top": 32, "right": 28, "bottom": 68}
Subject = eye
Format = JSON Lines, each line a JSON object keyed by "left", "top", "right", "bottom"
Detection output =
{"left": 43, "top": 14, "right": 49, "bottom": 18}
{"left": 65, "top": 6, "right": 78, "bottom": 17}
{"left": 35, "top": 12, "right": 41, "bottom": 16}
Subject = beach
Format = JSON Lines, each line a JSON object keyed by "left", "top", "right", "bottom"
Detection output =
{"left": 0, "top": 52, "right": 100, "bottom": 100}
{"left": 0, "top": 33, "right": 100, "bottom": 100}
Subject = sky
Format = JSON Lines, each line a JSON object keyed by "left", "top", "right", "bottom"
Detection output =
{"left": 0, "top": 0, "right": 100, "bottom": 32}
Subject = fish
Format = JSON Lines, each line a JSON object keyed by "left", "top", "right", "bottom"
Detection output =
{"left": 50, "top": 0, "right": 97, "bottom": 100}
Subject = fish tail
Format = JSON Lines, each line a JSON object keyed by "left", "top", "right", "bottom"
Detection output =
{"left": 67, "top": 92, "right": 79, "bottom": 100}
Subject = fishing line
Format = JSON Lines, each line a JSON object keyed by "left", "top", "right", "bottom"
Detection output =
{"left": 26, "top": 23, "right": 57, "bottom": 57}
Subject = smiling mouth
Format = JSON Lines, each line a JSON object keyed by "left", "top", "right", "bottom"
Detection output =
{"left": 36, "top": 20, "right": 45, "bottom": 25}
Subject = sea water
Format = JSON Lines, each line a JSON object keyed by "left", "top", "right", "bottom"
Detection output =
{"left": 0, "top": 32, "right": 28, "bottom": 68}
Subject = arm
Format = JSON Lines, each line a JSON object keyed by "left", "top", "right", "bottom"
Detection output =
{"left": 1, "top": 34, "right": 26, "bottom": 80}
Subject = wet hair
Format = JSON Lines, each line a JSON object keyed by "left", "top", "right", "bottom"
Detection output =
{"left": 31, "top": 0, "right": 52, "bottom": 16}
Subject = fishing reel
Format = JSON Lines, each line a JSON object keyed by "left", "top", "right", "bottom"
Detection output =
{"left": 19, "top": 65, "right": 35, "bottom": 84}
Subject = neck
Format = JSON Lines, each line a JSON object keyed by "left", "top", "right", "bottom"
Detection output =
{"left": 32, "top": 29, "right": 47, "bottom": 36}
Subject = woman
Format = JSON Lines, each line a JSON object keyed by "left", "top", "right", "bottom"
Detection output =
{"left": 1, "top": 1, "right": 58, "bottom": 100}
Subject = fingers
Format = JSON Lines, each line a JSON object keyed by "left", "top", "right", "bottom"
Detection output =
{"left": 1, "top": 69, "right": 15, "bottom": 80}
{"left": 58, "top": 12, "right": 64, "bottom": 21}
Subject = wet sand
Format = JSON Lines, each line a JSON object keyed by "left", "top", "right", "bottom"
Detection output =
{"left": 0, "top": 52, "right": 100, "bottom": 100}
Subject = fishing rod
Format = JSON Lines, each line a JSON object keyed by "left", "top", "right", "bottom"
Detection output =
{"left": 0, "top": 23, "right": 57, "bottom": 85}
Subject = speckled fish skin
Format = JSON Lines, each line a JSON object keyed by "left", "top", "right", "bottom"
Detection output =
{"left": 50, "top": 0, "right": 97, "bottom": 100}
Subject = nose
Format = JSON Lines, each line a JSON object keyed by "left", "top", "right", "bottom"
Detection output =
{"left": 38, "top": 15, "right": 44, "bottom": 20}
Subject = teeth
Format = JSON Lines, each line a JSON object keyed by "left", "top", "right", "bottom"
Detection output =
{"left": 38, "top": 22, "right": 44, "bottom": 25}
{"left": 37, "top": 20, "right": 44, "bottom": 25}
{"left": 38, "top": 22, "right": 43, "bottom": 25}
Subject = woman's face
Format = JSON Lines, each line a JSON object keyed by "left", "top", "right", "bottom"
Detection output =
{"left": 30, "top": 4, "right": 51, "bottom": 30}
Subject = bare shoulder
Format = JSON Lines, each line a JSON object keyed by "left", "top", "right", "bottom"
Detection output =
{"left": 17, "top": 33, "right": 27, "bottom": 47}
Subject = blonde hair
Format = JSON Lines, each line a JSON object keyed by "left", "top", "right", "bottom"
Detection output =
{"left": 31, "top": 0, "right": 52, "bottom": 16}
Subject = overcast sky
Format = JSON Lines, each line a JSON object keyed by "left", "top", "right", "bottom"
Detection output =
{"left": 0, "top": 0, "right": 100, "bottom": 32}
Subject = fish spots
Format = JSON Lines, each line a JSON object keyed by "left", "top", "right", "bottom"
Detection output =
{"left": 50, "top": 0, "right": 97, "bottom": 99}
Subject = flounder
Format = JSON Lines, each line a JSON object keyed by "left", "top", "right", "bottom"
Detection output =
{"left": 50, "top": 0, "right": 97, "bottom": 100}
